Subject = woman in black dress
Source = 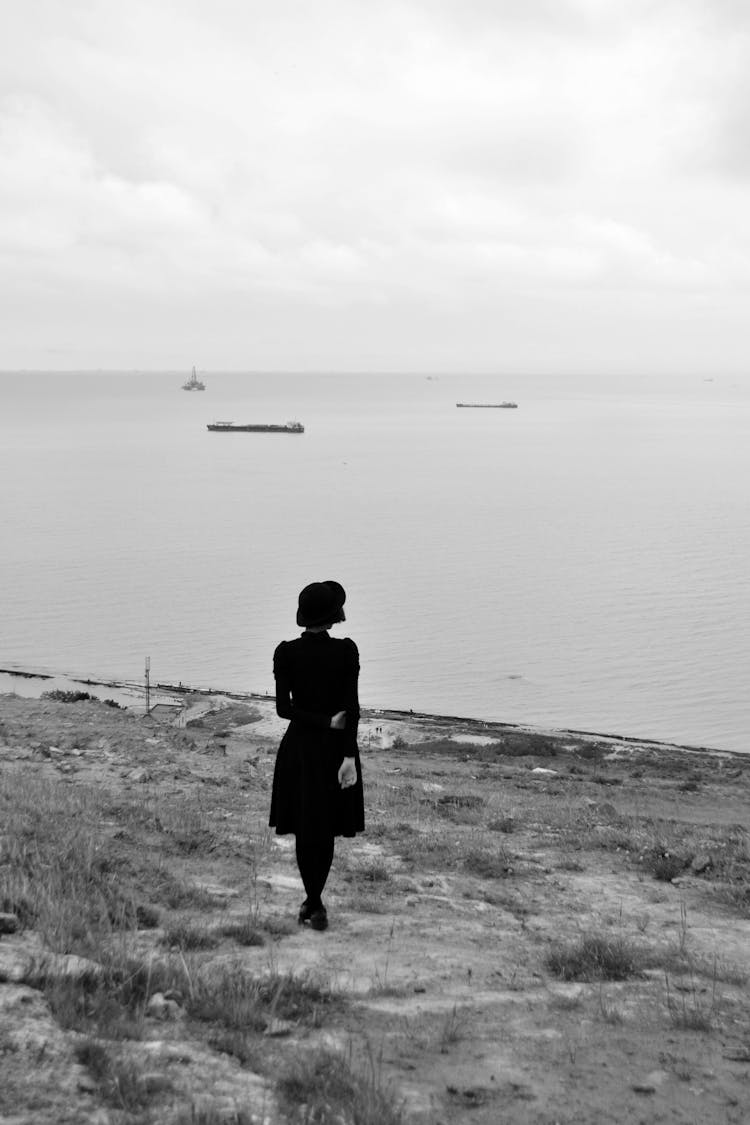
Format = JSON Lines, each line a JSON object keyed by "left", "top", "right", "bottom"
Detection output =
{"left": 269, "top": 580, "right": 364, "bottom": 931}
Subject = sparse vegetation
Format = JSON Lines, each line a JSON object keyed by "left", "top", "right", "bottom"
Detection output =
{"left": 187, "top": 965, "right": 340, "bottom": 1030}
{"left": 218, "top": 917, "right": 266, "bottom": 946}
{"left": 75, "top": 1039, "right": 162, "bottom": 1111}
{"left": 547, "top": 934, "right": 646, "bottom": 982}
{"left": 462, "top": 846, "right": 512, "bottom": 879}
{"left": 664, "top": 972, "right": 718, "bottom": 1032}
{"left": 277, "top": 1047, "right": 404, "bottom": 1125}
{"left": 2, "top": 692, "right": 749, "bottom": 1125}
{"left": 41, "top": 689, "right": 97, "bottom": 704}
{"left": 160, "top": 917, "right": 221, "bottom": 951}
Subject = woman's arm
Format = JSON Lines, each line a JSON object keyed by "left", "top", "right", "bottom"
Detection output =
{"left": 337, "top": 639, "right": 360, "bottom": 755}
{"left": 273, "top": 642, "right": 339, "bottom": 729}
{"left": 274, "top": 674, "right": 334, "bottom": 729}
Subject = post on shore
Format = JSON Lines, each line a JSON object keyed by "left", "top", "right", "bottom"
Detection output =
{"left": 145, "top": 656, "right": 151, "bottom": 715}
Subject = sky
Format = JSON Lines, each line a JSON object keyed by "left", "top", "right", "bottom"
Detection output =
{"left": 1, "top": 0, "right": 749, "bottom": 374}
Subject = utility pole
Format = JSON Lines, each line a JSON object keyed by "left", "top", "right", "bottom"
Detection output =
{"left": 145, "top": 656, "right": 151, "bottom": 715}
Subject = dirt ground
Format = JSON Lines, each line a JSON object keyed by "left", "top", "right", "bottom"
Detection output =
{"left": 1, "top": 689, "right": 749, "bottom": 1124}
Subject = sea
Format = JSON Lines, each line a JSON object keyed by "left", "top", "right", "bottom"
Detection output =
{"left": 0, "top": 370, "right": 748, "bottom": 754}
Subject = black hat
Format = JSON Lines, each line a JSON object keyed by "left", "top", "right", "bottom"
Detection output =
{"left": 296, "top": 580, "right": 346, "bottom": 628}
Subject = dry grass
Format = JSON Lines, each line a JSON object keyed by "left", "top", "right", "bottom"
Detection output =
{"left": 160, "top": 917, "right": 221, "bottom": 951}
{"left": 187, "top": 964, "right": 341, "bottom": 1030}
{"left": 3, "top": 694, "right": 750, "bottom": 1125}
{"left": 546, "top": 933, "right": 646, "bottom": 982}
{"left": 276, "top": 1046, "right": 404, "bottom": 1125}
{"left": 0, "top": 769, "right": 239, "bottom": 961}
{"left": 663, "top": 972, "right": 718, "bottom": 1032}
{"left": 74, "top": 1039, "right": 167, "bottom": 1111}
{"left": 218, "top": 917, "right": 266, "bottom": 946}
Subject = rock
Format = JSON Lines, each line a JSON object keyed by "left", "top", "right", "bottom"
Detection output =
{"left": 137, "top": 1072, "right": 173, "bottom": 1095}
{"left": 691, "top": 852, "right": 712, "bottom": 874}
{"left": 126, "top": 767, "right": 151, "bottom": 783}
{"left": 47, "top": 746, "right": 66, "bottom": 759}
{"left": 146, "top": 992, "right": 184, "bottom": 1020}
{"left": 0, "top": 944, "right": 29, "bottom": 982}
{"left": 39, "top": 953, "right": 104, "bottom": 983}
{"left": 531, "top": 767, "right": 558, "bottom": 776}
{"left": 146, "top": 992, "right": 167, "bottom": 1018}
{"left": 0, "top": 912, "right": 19, "bottom": 934}
{"left": 633, "top": 1069, "right": 667, "bottom": 1094}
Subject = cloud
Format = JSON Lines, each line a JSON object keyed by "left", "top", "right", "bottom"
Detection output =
{"left": 1, "top": 0, "right": 750, "bottom": 368}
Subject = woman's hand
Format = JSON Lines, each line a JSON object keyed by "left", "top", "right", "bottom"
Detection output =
{"left": 338, "top": 757, "right": 357, "bottom": 788}
{"left": 330, "top": 710, "right": 347, "bottom": 729}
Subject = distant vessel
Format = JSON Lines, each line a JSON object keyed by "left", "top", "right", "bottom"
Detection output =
{"left": 183, "top": 367, "right": 206, "bottom": 391}
{"left": 456, "top": 402, "right": 518, "bottom": 409}
{"left": 207, "top": 421, "right": 304, "bottom": 433}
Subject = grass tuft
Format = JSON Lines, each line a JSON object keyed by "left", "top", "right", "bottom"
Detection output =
{"left": 462, "top": 847, "right": 511, "bottom": 879}
{"left": 74, "top": 1038, "right": 168, "bottom": 1110}
{"left": 277, "top": 1047, "right": 403, "bottom": 1125}
{"left": 160, "top": 917, "right": 220, "bottom": 951}
{"left": 218, "top": 918, "right": 266, "bottom": 946}
{"left": 547, "top": 934, "right": 645, "bottom": 982}
{"left": 188, "top": 966, "right": 339, "bottom": 1030}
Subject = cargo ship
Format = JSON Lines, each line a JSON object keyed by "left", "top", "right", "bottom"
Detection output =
{"left": 182, "top": 366, "right": 206, "bottom": 391}
{"left": 456, "top": 402, "right": 517, "bottom": 409}
{"left": 207, "top": 421, "right": 304, "bottom": 433}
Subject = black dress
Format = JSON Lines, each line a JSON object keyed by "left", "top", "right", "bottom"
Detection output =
{"left": 269, "top": 632, "right": 365, "bottom": 838}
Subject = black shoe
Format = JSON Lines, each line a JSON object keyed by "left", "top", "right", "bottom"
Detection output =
{"left": 309, "top": 905, "right": 328, "bottom": 932}
{"left": 298, "top": 899, "right": 314, "bottom": 924}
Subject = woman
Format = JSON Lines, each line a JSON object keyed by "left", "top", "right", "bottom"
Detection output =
{"left": 269, "top": 580, "right": 364, "bottom": 931}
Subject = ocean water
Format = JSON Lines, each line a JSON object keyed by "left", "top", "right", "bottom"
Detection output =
{"left": 1, "top": 370, "right": 748, "bottom": 753}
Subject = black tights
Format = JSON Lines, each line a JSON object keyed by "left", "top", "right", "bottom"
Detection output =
{"left": 295, "top": 831, "right": 335, "bottom": 908}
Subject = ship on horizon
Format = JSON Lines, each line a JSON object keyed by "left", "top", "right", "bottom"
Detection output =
{"left": 207, "top": 421, "right": 304, "bottom": 433}
{"left": 182, "top": 367, "right": 206, "bottom": 391}
{"left": 456, "top": 401, "right": 518, "bottom": 409}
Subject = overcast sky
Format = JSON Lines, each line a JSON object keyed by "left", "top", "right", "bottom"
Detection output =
{"left": 2, "top": 0, "right": 749, "bottom": 374}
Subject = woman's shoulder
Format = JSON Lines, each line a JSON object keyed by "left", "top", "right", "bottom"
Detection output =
{"left": 334, "top": 635, "right": 358, "bottom": 649}
{"left": 273, "top": 638, "right": 298, "bottom": 664}
{"left": 335, "top": 636, "right": 359, "bottom": 661}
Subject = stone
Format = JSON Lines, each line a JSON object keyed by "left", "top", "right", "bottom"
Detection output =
{"left": 40, "top": 952, "right": 104, "bottom": 983}
{"left": 146, "top": 991, "right": 167, "bottom": 1018}
{"left": 127, "top": 767, "right": 151, "bottom": 783}
{"left": 0, "top": 912, "right": 19, "bottom": 934}
{"left": 137, "top": 1073, "right": 173, "bottom": 1095}
{"left": 0, "top": 944, "right": 29, "bottom": 982}
{"left": 146, "top": 992, "right": 184, "bottom": 1020}
{"left": 691, "top": 852, "right": 712, "bottom": 874}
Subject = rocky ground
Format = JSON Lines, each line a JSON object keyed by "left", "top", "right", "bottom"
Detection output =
{"left": 1, "top": 689, "right": 749, "bottom": 1124}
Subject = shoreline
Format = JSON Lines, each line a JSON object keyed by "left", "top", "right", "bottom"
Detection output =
{"left": 0, "top": 662, "right": 744, "bottom": 762}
